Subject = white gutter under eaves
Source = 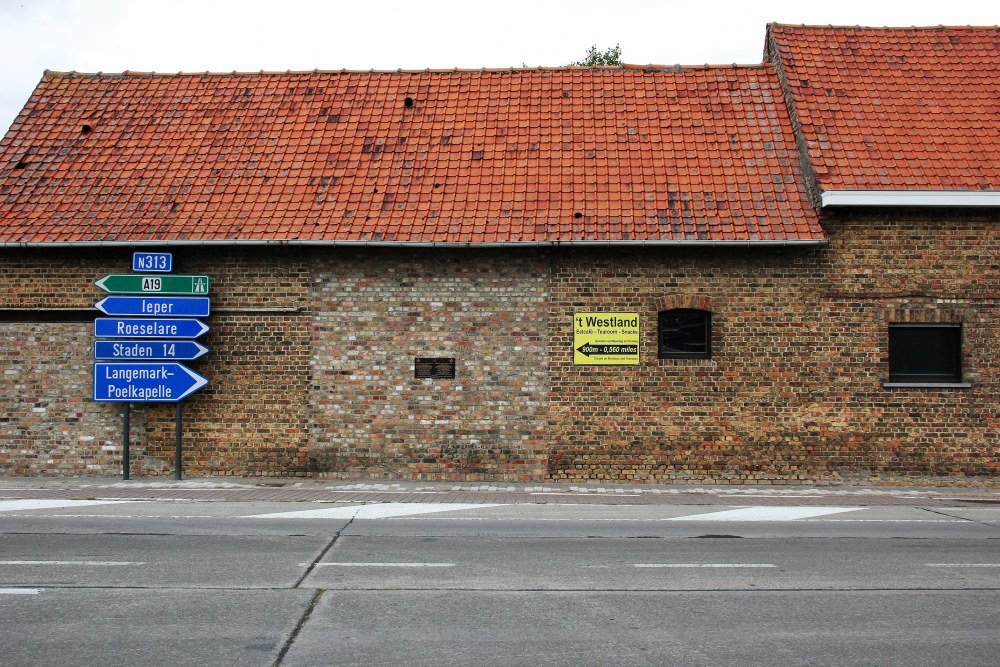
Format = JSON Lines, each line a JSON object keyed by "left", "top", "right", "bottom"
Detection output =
{"left": 0, "top": 238, "right": 827, "bottom": 249}
{"left": 821, "top": 190, "right": 1000, "bottom": 208}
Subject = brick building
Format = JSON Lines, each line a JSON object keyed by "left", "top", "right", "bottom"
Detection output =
{"left": 1, "top": 25, "right": 997, "bottom": 482}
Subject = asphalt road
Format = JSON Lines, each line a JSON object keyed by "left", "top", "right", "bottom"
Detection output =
{"left": 1, "top": 497, "right": 998, "bottom": 666}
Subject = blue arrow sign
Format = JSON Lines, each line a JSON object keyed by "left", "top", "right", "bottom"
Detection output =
{"left": 93, "top": 362, "right": 209, "bottom": 402}
{"left": 95, "top": 318, "right": 210, "bottom": 339}
{"left": 95, "top": 296, "right": 210, "bottom": 317}
{"left": 94, "top": 340, "right": 210, "bottom": 361}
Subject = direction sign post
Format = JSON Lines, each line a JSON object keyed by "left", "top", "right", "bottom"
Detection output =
{"left": 95, "top": 274, "right": 210, "bottom": 295}
{"left": 93, "top": 260, "right": 211, "bottom": 480}
{"left": 122, "top": 403, "right": 130, "bottom": 481}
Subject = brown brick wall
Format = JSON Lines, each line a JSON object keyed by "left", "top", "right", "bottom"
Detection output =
{"left": 547, "top": 209, "right": 1000, "bottom": 483}
{"left": 308, "top": 249, "right": 549, "bottom": 481}
{"left": 1, "top": 248, "right": 312, "bottom": 477}
{"left": 1, "top": 211, "right": 998, "bottom": 483}
{"left": 0, "top": 322, "right": 150, "bottom": 475}
{"left": 142, "top": 249, "right": 313, "bottom": 476}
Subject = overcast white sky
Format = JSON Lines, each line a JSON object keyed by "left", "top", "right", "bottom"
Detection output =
{"left": 0, "top": 0, "right": 996, "bottom": 133}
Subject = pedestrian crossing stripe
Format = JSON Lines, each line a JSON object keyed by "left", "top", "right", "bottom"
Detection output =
{"left": 0, "top": 499, "right": 133, "bottom": 512}
{"left": 666, "top": 506, "right": 865, "bottom": 521}
{"left": 245, "top": 503, "right": 866, "bottom": 521}
{"left": 246, "top": 502, "right": 504, "bottom": 519}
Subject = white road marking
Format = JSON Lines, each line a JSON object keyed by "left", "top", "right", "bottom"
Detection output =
{"left": 246, "top": 502, "right": 503, "bottom": 519}
{"left": 715, "top": 494, "right": 850, "bottom": 499}
{"left": 0, "top": 560, "right": 144, "bottom": 566}
{"left": 530, "top": 492, "right": 641, "bottom": 497}
{"left": 666, "top": 506, "right": 866, "bottom": 521}
{"left": 308, "top": 562, "right": 456, "bottom": 568}
{"left": 0, "top": 499, "right": 134, "bottom": 512}
{"left": 0, "top": 588, "right": 43, "bottom": 595}
{"left": 0, "top": 514, "right": 218, "bottom": 519}
{"left": 0, "top": 514, "right": 965, "bottom": 523}
{"left": 635, "top": 563, "right": 777, "bottom": 568}
{"left": 797, "top": 519, "right": 962, "bottom": 523}
{"left": 926, "top": 563, "right": 1000, "bottom": 568}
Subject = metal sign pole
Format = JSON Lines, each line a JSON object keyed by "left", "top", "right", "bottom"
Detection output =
{"left": 175, "top": 402, "right": 183, "bottom": 480}
{"left": 122, "top": 403, "right": 130, "bottom": 480}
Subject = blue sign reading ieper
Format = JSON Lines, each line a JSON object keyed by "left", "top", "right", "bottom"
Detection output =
{"left": 132, "top": 252, "right": 173, "bottom": 273}
{"left": 95, "top": 296, "right": 210, "bottom": 317}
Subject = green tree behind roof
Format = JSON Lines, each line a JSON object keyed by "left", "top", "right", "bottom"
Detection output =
{"left": 568, "top": 44, "right": 622, "bottom": 67}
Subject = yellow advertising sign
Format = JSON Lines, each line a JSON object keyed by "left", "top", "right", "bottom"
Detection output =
{"left": 573, "top": 312, "right": 640, "bottom": 365}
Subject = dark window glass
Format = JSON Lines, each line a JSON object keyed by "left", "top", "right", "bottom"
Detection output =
{"left": 659, "top": 309, "right": 711, "bottom": 359}
{"left": 888, "top": 325, "right": 962, "bottom": 383}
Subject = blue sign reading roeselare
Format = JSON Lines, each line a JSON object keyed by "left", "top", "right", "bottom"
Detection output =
{"left": 94, "top": 318, "right": 210, "bottom": 339}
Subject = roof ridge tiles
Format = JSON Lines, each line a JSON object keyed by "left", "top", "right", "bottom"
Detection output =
{"left": 768, "top": 22, "right": 999, "bottom": 31}
{"left": 42, "top": 63, "right": 774, "bottom": 81}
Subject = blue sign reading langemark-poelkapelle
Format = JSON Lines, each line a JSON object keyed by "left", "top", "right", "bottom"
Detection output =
{"left": 94, "top": 340, "right": 210, "bottom": 361}
{"left": 95, "top": 296, "right": 210, "bottom": 317}
{"left": 94, "top": 318, "right": 210, "bottom": 339}
{"left": 93, "top": 362, "right": 208, "bottom": 402}
{"left": 132, "top": 252, "right": 173, "bottom": 273}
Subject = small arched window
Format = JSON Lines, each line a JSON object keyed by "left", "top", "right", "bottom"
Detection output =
{"left": 658, "top": 308, "right": 711, "bottom": 359}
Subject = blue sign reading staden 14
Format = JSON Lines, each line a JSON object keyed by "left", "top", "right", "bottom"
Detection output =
{"left": 94, "top": 340, "right": 210, "bottom": 361}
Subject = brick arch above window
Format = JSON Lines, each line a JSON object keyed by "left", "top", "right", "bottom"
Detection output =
{"left": 883, "top": 300, "right": 965, "bottom": 324}
{"left": 658, "top": 295, "right": 714, "bottom": 313}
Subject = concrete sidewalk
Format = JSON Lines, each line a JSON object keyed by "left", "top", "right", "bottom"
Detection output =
{"left": 0, "top": 476, "right": 997, "bottom": 507}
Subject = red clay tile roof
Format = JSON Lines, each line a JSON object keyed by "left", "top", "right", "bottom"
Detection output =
{"left": 0, "top": 66, "right": 822, "bottom": 246}
{"left": 768, "top": 24, "right": 1000, "bottom": 192}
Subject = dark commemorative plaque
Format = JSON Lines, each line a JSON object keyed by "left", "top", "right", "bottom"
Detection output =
{"left": 414, "top": 357, "right": 456, "bottom": 379}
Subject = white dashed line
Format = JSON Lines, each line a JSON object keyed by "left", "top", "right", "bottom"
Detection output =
{"left": 309, "top": 562, "right": 456, "bottom": 568}
{"left": 0, "top": 588, "right": 43, "bottom": 595}
{"left": 0, "top": 560, "right": 144, "bottom": 566}
{"left": 635, "top": 563, "right": 777, "bottom": 568}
